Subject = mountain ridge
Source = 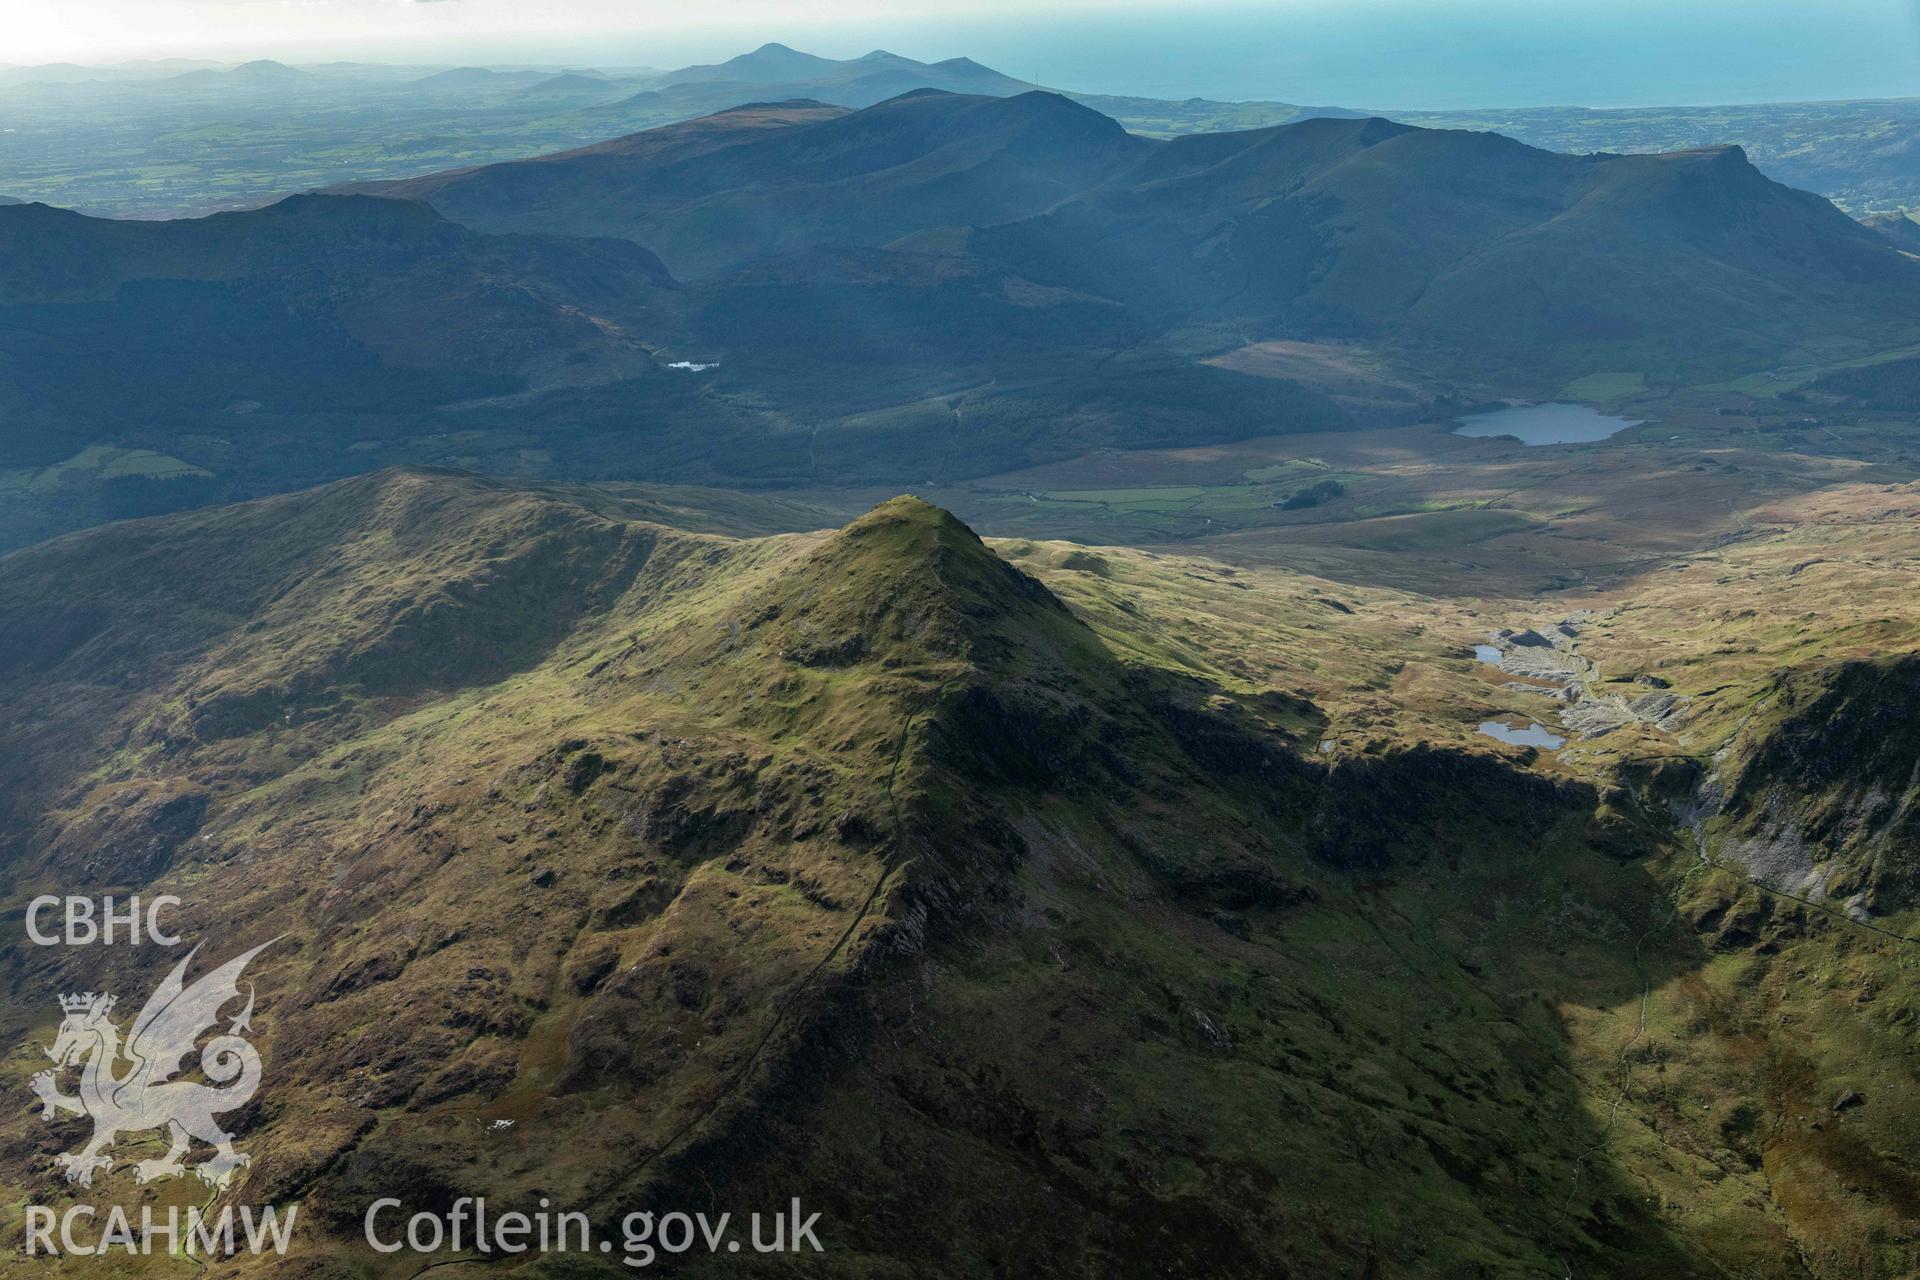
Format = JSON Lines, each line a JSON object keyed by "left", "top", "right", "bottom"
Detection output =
{"left": 962, "top": 112, "right": 1919, "bottom": 375}
{"left": 9, "top": 469, "right": 1920, "bottom": 1273}
{"left": 346, "top": 89, "right": 1150, "bottom": 279}
{"left": 0, "top": 192, "right": 672, "bottom": 410}
{"left": 338, "top": 94, "right": 1920, "bottom": 384}
{"left": 5, "top": 89, "right": 1917, "bottom": 552}
{"left": 0, "top": 472, "right": 1591, "bottom": 1269}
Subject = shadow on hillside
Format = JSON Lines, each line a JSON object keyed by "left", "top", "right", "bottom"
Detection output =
{"left": 642, "top": 662, "right": 1726, "bottom": 1276}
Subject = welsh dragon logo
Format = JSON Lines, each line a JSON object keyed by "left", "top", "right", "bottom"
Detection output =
{"left": 30, "top": 940, "right": 276, "bottom": 1189}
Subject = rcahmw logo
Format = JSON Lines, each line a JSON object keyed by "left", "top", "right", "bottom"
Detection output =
{"left": 29, "top": 938, "right": 278, "bottom": 1189}
{"left": 26, "top": 1204, "right": 297, "bottom": 1261}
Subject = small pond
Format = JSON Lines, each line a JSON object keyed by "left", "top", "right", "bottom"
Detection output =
{"left": 1477, "top": 720, "right": 1566, "bottom": 749}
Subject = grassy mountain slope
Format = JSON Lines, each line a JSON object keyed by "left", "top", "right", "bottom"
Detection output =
{"left": 1522, "top": 481, "right": 1920, "bottom": 1275}
{"left": 332, "top": 100, "right": 853, "bottom": 224}
{"left": 4, "top": 472, "right": 1920, "bottom": 1274}
{"left": 1396, "top": 97, "right": 1920, "bottom": 220}
{"left": 0, "top": 193, "right": 738, "bottom": 550}
{"left": 1864, "top": 210, "right": 1920, "bottom": 251}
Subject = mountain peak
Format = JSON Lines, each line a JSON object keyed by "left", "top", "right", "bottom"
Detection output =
{"left": 667, "top": 42, "right": 847, "bottom": 85}
{"left": 979, "top": 89, "right": 1139, "bottom": 146}
{"left": 767, "top": 497, "right": 1071, "bottom": 666}
{"left": 1353, "top": 114, "right": 1415, "bottom": 145}
{"left": 832, "top": 494, "right": 1004, "bottom": 565}
{"left": 1004, "top": 88, "right": 1102, "bottom": 112}
{"left": 882, "top": 86, "right": 959, "bottom": 103}
{"left": 231, "top": 58, "right": 305, "bottom": 78}
{"left": 715, "top": 96, "right": 836, "bottom": 113}
{"left": 259, "top": 190, "right": 451, "bottom": 231}
{"left": 846, "top": 492, "right": 966, "bottom": 532}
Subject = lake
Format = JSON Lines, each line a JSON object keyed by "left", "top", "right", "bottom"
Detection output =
{"left": 1453, "top": 403, "right": 1641, "bottom": 446}
{"left": 1477, "top": 720, "right": 1566, "bottom": 749}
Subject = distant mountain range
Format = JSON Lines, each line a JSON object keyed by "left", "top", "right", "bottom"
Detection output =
{"left": 344, "top": 91, "right": 1920, "bottom": 381}
{"left": 4, "top": 63, "right": 1920, "bottom": 550}
{"left": 0, "top": 57, "right": 224, "bottom": 84}
{"left": 661, "top": 42, "right": 1027, "bottom": 96}
{"left": 5, "top": 43, "right": 1915, "bottom": 224}
{"left": 164, "top": 58, "right": 310, "bottom": 87}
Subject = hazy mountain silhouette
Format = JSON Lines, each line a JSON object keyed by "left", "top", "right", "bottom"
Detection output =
{"left": 346, "top": 95, "right": 1920, "bottom": 376}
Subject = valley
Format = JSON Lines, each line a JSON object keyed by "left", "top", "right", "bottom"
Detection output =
{"left": 758, "top": 381, "right": 1917, "bottom": 597}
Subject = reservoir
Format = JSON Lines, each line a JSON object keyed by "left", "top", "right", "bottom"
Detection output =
{"left": 1453, "top": 403, "right": 1641, "bottom": 446}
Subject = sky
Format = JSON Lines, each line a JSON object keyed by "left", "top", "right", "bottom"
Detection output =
{"left": 7, "top": 0, "right": 1920, "bottom": 110}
